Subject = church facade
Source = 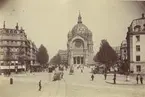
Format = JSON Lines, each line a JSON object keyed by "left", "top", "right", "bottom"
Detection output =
{"left": 67, "top": 13, "right": 94, "bottom": 66}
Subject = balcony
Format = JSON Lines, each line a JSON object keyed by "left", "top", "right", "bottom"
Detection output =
{"left": 0, "top": 65, "right": 25, "bottom": 69}
{"left": 0, "top": 43, "right": 27, "bottom": 47}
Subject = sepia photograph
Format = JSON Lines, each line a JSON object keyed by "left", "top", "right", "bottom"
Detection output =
{"left": 0, "top": 0, "right": 145, "bottom": 97}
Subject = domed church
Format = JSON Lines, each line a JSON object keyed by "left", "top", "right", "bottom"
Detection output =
{"left": 67, "top": 12, "right": 95, "bottom": 66}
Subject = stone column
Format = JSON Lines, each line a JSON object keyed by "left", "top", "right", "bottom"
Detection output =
{"left": 73, "top": 57, "right": 76, "bottom": 64}
{"left": 78, "top": 56, "right": 80, "bottom": 64}
{"left": 84, "top": 50, "right": 88, "bottom": 66}
{"left": 80, "top": 57, "right": 81, "bottom": 64}
{"left": 68, "top": 50, "right": 71, "bottom": 66}
{"left": 70, "top": 51, "right": 73, "bottom": 66}
{"left": 81, "top": 57, "right": 84, "bottom": 64}
{"left": 76, "top": 57, "right": 77, "bottom": 64}
{"left": 70, "top": 56, "right": 72, "bottom": 66}
{"left": 30, "top": 61, "right": 33, "bottom": 65}
{"left": 75, "top": 57, "right": 77, "bottom": 64}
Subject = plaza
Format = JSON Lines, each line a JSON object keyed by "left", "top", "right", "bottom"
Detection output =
{"left": 0, "top": 67, "right": 145, "bottom": 97}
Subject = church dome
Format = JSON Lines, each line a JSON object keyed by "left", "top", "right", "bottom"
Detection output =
{"left": 72, "top": 23, "right": 89, "bottom": 34}
{"left": 71, "top": 12, "right": 91, "bottom": 35}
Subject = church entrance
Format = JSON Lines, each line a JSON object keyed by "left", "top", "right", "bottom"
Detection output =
{"left": 73, "top": 56, "right": 84, "bottom": 65}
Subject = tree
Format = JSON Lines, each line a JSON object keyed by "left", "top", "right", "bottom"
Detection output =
{"left": 95, "top": 39, "right": 118, "bottom": 72}
{"left": 36, "top": 44, "right": 49, "bottom": 68}
{"left": 93, "top": 53, "right": 98, "bottom": 62}
{"left": 50, "top": 54, "right": 61, "bottom": 66}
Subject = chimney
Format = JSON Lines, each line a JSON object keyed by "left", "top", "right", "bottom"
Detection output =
{"left": 142, "top": 13, "right": 145, "bottom": 18}
{"left": 3, "top": 21, "right": 5, "bottom": 28}
{"left": 128, "top": 27, "right": 130, "bottom": 32}
{"left": 16, "top": 23, "right": 19, "bottom": 30}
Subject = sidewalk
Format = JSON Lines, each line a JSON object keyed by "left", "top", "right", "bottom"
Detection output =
{"left": 105, "top": 74, "right": 143, "bottom": 85}
{"left": 0, "top": 75, "right": 9, "bottom": 85}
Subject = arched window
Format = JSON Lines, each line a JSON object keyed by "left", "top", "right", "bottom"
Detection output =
{"left": 23, "top": 42, "right": 25, "bottom": 45}
{"left": 17, "top": 31, "right": 19, "bottom": 34}
{"left": 134, "top": 25, "right": 141, "bottom": 32}
{"left": 77, "top": 57, "right": 80, "bottom": 64}
{"left": 73, "top": 39, "right": 84, "bottom": 48}
{"left": 143, "top": 24, "right": 145, "bottom": 31}
{"left": 5, "top": 41, "right": 7, "bottom": 44}
{"left": 9, "top": 41, "right": 11, "bottom": 44}
{"left": 10, "top": 30, "right": 13, "bottom": 33}
{"left": 14, "top": 30, "right": 17, "bottom": 34}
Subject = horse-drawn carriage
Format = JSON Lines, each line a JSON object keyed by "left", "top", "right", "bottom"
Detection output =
{"left": 53, "top": 71, "right": 63, "bottom": 81}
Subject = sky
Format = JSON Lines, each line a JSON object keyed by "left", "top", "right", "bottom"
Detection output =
{"left": 0, "top": 0, "right": 145, "bottom": 59}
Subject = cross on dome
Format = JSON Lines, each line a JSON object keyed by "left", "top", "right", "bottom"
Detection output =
{"left": 78, "top": 11, "right": 82, "bottom": 24}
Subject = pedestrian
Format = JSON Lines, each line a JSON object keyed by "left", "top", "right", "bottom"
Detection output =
{"left": 81, "top": 69, "right": 83, "bottom": 73}
{"left": 91, "top": 74, "right": 94, "bottom": 81}
{"left": 140, "top": 75, "right": 143, "bottom": 84}
{"left": 104, "top": 73, "right": 107, "bottom": 80}
{"left": 38, "top": 80, "right": 42, "bottom": 91}
{"left": 113, "top": 73, "right": 116, "bottom": 84}
{"left": 114, "top": 73, "right": 116, "bottom": 78}
{"left": 136, "top": 74, "right": 139, "bottom": 84}
{"left": 61, "top": 72, "right": 64, "bottom": 79}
